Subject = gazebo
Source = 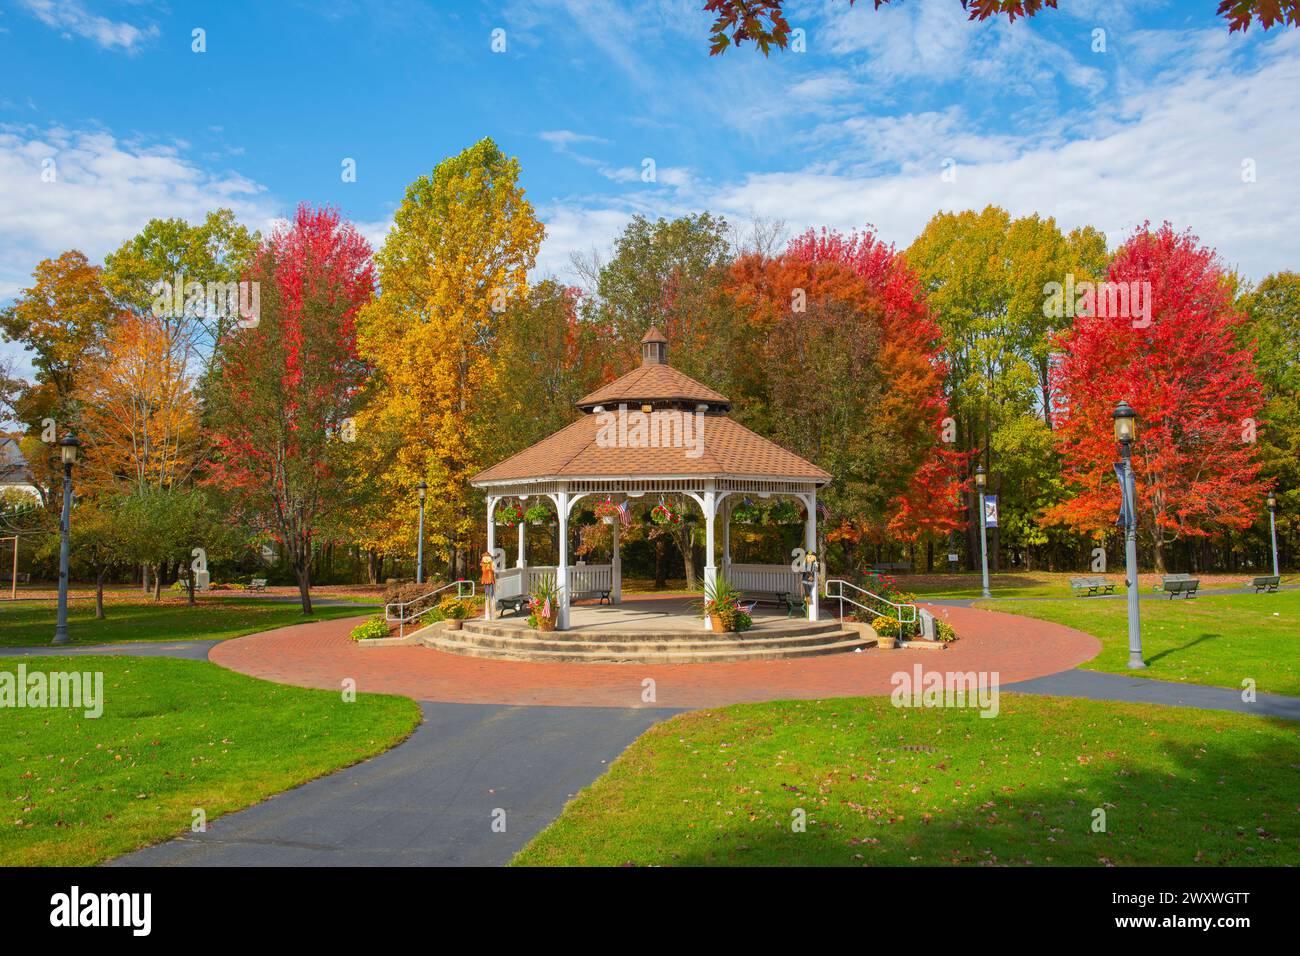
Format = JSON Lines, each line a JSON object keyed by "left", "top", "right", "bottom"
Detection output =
{"left": 470, "top": 328, "right": 832, "bottom": 630}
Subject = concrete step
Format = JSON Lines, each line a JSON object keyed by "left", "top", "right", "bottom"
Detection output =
{"left": 420, "top": 627, "right": 877, "bottom": 664}
{"left": 459, "top": 617, "right": 845, "bottom": 643}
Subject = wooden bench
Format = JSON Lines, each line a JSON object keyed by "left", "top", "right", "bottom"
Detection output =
{"left": 570, "top": 588, "right": 612, "bottom": 605}
{"left": 1069, "top": 576, "right": 1116, "bottom": 596}
{"left": 1252, "top": 575, "right": 1281, "bottom": 593}
{"left": 1161, "top": 574, "right": 1199, "bottom": 599}
{"left": 869, "top": 563, "right": 911, "bottom": 574}
{"left": 248, "top": 578, "right": 268, "bottom": 592}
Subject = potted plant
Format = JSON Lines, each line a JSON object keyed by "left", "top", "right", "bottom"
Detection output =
{"left": 439, "top": 597, "right": 470, "bottom": 630}
{"left": 524, "top": 503, "right": 549, "bottom": 526}
{"left": 495, "top": 501, "right": 524, "bottom": 528}
{"left": 702, "top": 576, "right": 748, "bottom": 633}
{"left": 651, "top": 502, "right": 682, "bottom": 525}
{"left": 593, "top": 497, "right": 622, "bottom": 525}
{"left": 527, "top": 580, "right": 561, "bottom": 631}
{"left": 871, "top": 616, "right": 899, "bottom": 649}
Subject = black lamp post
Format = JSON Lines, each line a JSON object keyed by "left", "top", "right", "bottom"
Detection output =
{"left": 1267, "top": 492, "right": 1279, "bottom": 578}
{"left": 974, "top": 464, "right": 991, "bottom": 599}
{"left": 51, "top": 432, "right": 81, "bottom": 645}
{"left": 1113, "top": 401, "right": 1144, "bottom": 669}
{"left": 416, "top": 481, "right": 427, "bottom": 585}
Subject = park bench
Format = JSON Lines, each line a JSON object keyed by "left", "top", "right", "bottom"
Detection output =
{"left": 869, "top": 563, "right": 911, "bottom": 574}
{"left": 248, "top": 578, "right": 268, "bottom": 592}
{"left": 1161, "top": 574, "right": 1199, "bottom": 599}
{"left": 1252, "top": 575, "right": 1281, "bottom": 593}
{"left": 570, "top": 587, "right": 613, "bottom": 605}
{"left": 1069, "top": 576, "right": 1116, "bottom": 596}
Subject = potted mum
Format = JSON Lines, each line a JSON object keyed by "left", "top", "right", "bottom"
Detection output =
{"left": 527, "top": 580, "right": 561, "bottom": 631}
{"left": 871, "top": 616, "right": 900, "bottom": 649}
{"left": 593, "top": 497, "right": 621, "bottom": 525}
{"left": 439, "top": 597, "right": 470, "bottom": 630}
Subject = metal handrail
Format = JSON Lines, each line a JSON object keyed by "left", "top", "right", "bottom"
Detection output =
{"left": 386, "top": 580, "right": 476, "bottom": 638}
{"left": 822, "top": 578, "right": 917, "bottom": 626}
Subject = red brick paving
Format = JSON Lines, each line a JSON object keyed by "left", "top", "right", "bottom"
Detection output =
{"left": 208, "top": 603, "right": 1101, "bottom": 709}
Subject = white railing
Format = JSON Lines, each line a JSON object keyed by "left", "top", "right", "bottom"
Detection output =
{"left": 384, "top": 579, "right": 476, "bottom": 638}
{"left": 494, "top": 565, "right": 611, "bottom": 603}
{"left": 729, "top": 563, "right": 801, "bottom": 597}
{"left": 823, "top": 578, "right": 917, "bottom": 627}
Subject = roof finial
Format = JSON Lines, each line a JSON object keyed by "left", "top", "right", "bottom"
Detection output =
{"left": 641, "top": 326, "right": 667, "bottom": 366}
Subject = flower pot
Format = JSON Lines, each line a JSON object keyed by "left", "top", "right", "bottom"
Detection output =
{"left": 531, "top": 520, "right": 543, "bottom": 526}
{"left": 444, "top": 618, "right": 463, "bottom": 631}
{"left": 709, "top": 613, "right": 732, "bottom": 633}
{"left": 876, "top": 636, "right": 897, "bottom": 649}
{"left": 537, "top": 616, "right": 556, "bottom": 632}
{"left": 601, "top": 516, "right": 616, "bottom": 525}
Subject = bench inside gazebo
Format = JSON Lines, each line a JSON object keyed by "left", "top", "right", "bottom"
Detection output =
{"left": 470, "top": 327, "right": 832, "bottom": 631}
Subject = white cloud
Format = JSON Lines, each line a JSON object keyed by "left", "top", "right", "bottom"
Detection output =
{"left": 534, "top": 27, "right": 1300, "bottom": 283}
{"left": 19, "top": 0, "right": 159, "bottom": 52}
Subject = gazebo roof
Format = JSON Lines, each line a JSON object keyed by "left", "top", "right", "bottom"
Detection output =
{"left": 473, "top": 331, "right": 830, "bottom": 488}
{"left": 471, "top": 412, "right": 831, "bottom": 485}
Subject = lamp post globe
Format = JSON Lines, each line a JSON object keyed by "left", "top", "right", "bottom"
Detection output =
{"left": 52, "top": 433, "right": 82, "bottom": 645}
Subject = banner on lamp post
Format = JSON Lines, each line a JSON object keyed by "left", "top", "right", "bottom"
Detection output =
{"left": 983, "top": 495, "right": 998, "bottom": 528}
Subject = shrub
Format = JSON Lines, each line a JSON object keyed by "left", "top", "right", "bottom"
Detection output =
{"left": 936, "top": 620, "right": 958, "bottom": 643}
{"left": 350, "top": 617, "right": 390, "bottom": 642}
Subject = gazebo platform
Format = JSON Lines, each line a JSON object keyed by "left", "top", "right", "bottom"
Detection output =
{"left": 418, "top": 596, "right": 875, "bottom": 664}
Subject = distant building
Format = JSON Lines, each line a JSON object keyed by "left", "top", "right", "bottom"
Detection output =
{"left": 0, "top": 435, "right": 42, "bottom": 500}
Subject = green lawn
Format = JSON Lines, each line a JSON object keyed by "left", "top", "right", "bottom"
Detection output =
{"left": 0, "top": 656, "right": 419, "bottom": 865}
{"left": 0, "top": 597, "right": 374, "bottom": 648}
{"left": 514, "top": 695, "right": 1298, "bottom": 867}
{"left": 980, "top": 590, "right": 1300, "bottom": 695}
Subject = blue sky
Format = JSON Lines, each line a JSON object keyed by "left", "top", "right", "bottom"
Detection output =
{"left": 2, "top": 0, "right": 1299, "bottom": 375}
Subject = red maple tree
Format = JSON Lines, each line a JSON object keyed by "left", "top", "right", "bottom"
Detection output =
{"left": 785, "top": 227, "right": 965, "bottom": 545}
{"left": 206, "top": 205, "right": 375, "bottom": 611}
{"left": 1045, "top": 223, "right": 1267, "bottom": 571}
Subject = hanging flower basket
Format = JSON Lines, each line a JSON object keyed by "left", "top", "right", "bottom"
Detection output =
{"left": 651, "top": 503, "right": 682, "bottom": 525}
{"left": 495, "top": 502, "right": 524, "bottom": 527}
{"left": 594, "top": 497, "right": 621, "bottom": 525}
{"left": 523, "top": 504, "right": 550, "bottom": 526}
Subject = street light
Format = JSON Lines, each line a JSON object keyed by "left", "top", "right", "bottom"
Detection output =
{"left": 51, "top": 432, "right": 81, "bottom": 645}
{"left": 974, "top": 464, "right": 991, "bottom": 600}
{"left": 1267, "top": 492, "right": 1279, "bottom": 578}
{"left": 416, "top": 481, "right": 427, "bottom": 585}
{"left": 1113, "top": 400, "right": 1144, "bottom": 669}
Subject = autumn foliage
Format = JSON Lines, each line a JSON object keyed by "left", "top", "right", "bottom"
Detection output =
{"left": 1045, "top": 223, "right": 1267, "bottom": 570}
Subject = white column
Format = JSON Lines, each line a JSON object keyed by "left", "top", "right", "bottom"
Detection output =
{"left": 703, "top": 488, "right": 717, "bottom": 631}
{"left": 722, "top": 499, "right": 732, "bottom": 576}
{"left": 556, "top": 491, "right": 570, "bottom": 630}
{"left": 805, "top": 490, "right": 819, "bottom": 622}
{"left": 485, "top": 496, "right": 497, "bottom": 620}
{"left": 611, "top": 517, "right": 622, "bottom": 604}
{"left": 517, "top": 517, "right": 526, "bottom": 568}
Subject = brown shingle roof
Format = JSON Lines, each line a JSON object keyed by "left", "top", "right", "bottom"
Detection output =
{"left": 576, "top": 363, "right": 730, "bottom": 410}
{"left": 471, "top": 412, "right": 830, "bottom": 484}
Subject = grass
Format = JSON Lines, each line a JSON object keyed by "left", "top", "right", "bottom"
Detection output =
{"left": 513, "top": 695, "right": 1298, "bottom": 867}
{"left": 0, "top": 597, "right": 374, "bottom": 648}
{"left": 979, "top": 590, "right": 1300, "bottom": 695}
{"left": 904, "top": 570, "right": 1293, "bottom": 600}
{"left": 0, "top": 656, "right": 419, "bottom": 865}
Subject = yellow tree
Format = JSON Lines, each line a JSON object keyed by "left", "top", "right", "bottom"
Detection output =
{"left": 354, "top": 138, "right": 544, "bottom": 578}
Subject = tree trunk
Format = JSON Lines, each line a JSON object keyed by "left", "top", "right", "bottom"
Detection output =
{"left": 152, "top": 565, "right": 162, "bottom": 602}
{"left": 95, "top": 568, "right": 106, "bottom": 619}
{"left": 186, "top": 569, "right": 196, "bottom": 606}
{"left": 682, "top": 533, "right": 696, "bottom": 590}
{"left": 367, "top": 549, "right": 379, "bottom": 585}
{"left": 1152, "top": 538, "right": 1166, "bottom": 574}
{"left": 296, "top": 560, "right": 313, "bottom": 615}
{"left": 654, "top": 537, "right": 666, "bottom": 589}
